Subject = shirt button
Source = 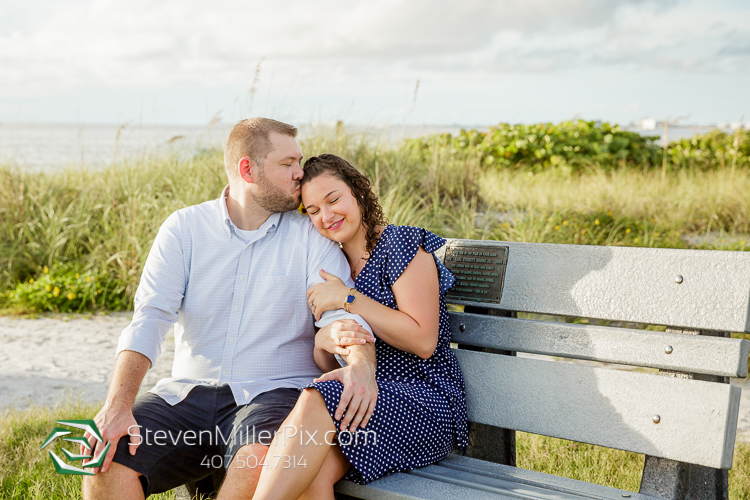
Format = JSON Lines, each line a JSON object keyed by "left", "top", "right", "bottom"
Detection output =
{"left": 235, "top": 307, "right": 239, "bottom": 312}
{"left": 228, "top": 339, "right": 234, "bottom": 343}
{"left": 223, "top": 371, "right": 227, "bottom": 375}
{"left": 239, "top": 277, "right": 244, "bottom": 280}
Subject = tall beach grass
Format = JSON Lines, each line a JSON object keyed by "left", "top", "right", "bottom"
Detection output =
{"left": 1, "top": 125, "right": 748, "bottom": 313}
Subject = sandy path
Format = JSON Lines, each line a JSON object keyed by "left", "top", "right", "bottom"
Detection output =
{"left": 0, "top": 314, "right": 172, "bottom": 410}
{"left": 1, "top": 314, "right": 749, "bottom": 442}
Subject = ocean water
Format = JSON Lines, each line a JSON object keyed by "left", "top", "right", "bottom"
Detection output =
{"left": 0, "top": 121, "right": 731, "bottom": 171}
{"left": 0, "top": 122, "right": 233, "bottom": 171}
{"left": 0, "top": 122, "right": 470, "bottom": 171}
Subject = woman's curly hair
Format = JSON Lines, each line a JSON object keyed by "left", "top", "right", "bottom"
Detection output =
{"left": 301, "top": 154, "right": 388, "bottom": 255}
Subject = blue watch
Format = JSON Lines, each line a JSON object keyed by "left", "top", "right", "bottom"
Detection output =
{"left": 344, "top": 289, "right": 357, "bottom": 313}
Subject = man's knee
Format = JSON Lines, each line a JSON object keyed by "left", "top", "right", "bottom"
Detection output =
{"left": 82, "top": 462, "right": 144, "bottom": 500}
{"left": 227, "top": 442, "right": 268, "bottom": 471}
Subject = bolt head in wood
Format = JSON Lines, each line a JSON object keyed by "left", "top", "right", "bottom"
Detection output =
{"left": 675, "top": 275, "right": 683, "bottom": 284}
{"left": 665, "top": 345, "right": 673, "bottom": 354}
{"left": 653, "top": 415, "right": 661, "bottom": 424}
{"left": 459, "top": 323, "right": 466, "bottom": 333}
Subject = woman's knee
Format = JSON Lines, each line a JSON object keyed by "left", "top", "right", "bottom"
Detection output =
{"left": 293, "top": 388, "right": 328, "bottom": 416}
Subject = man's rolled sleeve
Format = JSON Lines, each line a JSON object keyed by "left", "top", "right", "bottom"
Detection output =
{"left": 115, "top": 212, "right": 187, "bottom": 368}
{"left": 307, "top": 227, "right": 372, "bottom": 334}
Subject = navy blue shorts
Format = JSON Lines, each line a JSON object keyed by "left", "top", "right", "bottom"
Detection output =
{"left": 111, "top": 385, "right": 300, "bottom": 497}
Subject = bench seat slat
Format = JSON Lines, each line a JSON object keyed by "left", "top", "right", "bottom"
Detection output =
{"left": 436, "top": 240, "right": 750, "bottom": 333}
{"left": 456, "top": 350, "right": 741, "bottom": 469}
{"left": 450, "top": 312, "right": 750, "bottom": 377}
{"left": 335, "top": 454, "right": 657, "bottom": 499}
{"left": 335, "top": 471, "right": 509, "bottom": 500}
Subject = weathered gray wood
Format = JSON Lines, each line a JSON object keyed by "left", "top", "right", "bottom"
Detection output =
{"left": 458, "top": 307, "right": 517, "bottom": 467}
{"left": 639, "top": 327, "right": 732, "bottom": 500}
{"left": 456, "top": 350, "right": 741, "bottom": 469}
{"left": 335, "top": 454, "right": 655, "bottom": 499}
{"left": 449, "top": 312, "right": 750, "bottom": 377}
{"left": 436, "top": 240, "right": 750, "bottom": 333}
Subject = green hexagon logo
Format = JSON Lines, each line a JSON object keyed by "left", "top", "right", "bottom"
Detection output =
{"left": 40, "top": 419, "right": 110, "bottom": 475}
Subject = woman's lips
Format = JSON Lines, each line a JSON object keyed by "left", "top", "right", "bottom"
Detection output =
{"left": 328, "top": 219, "right": 344, "bottom": 231}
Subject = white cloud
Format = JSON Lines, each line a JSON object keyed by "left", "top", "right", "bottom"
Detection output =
{"left": 1, "top": 0, "right": 748, "bottom": 97}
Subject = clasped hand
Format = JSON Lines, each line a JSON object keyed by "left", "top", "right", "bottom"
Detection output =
{"left": 307, "top": 269, "right": 351, "bottom": 321}
{"left": 315, "top": 319, "right": 374, "bottom": 356}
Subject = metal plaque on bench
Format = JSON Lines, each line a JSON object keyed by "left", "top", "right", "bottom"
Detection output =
{"left": 442, "top": 242, "right": 509, "bottom": 304}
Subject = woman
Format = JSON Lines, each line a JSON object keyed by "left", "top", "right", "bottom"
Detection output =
{"left": 252, "top": 154, "right": 468, "bottom": 500}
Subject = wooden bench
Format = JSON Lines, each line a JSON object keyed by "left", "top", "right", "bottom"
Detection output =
{"left": 335, "top": 240, "right": 750, "bottom": 500}
{"left": 178, "top": 239, "right": 750, "bottom": 500}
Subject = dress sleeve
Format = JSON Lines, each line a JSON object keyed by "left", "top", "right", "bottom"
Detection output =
{"left": 385, "top": 226, "right": 456, "bottom": 296}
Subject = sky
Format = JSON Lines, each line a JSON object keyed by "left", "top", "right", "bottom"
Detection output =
{"left": 1, "top": 0, "right": 749, "bottom": 127}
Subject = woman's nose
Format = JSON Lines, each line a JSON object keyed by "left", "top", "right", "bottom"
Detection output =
{"left": 321, "top": 206, "right": 334, "bottom": 222}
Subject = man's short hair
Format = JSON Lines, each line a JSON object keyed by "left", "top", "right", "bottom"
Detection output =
{"left": 224, "top": 118, "right": 298, "bottom": 180}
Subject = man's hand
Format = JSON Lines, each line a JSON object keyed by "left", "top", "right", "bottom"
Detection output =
{"left": 82, "top": 350, "right": 150, "bottom": 474}
{"left": 83, "top": 401, "right": 141, "bottom": 474}
{"left": 314, "top": 339, "right": 377, "bottom": 432}
{"left": 314, "top": 362, "right": 377, "bottom": 432}
{"left": 315, "top": 319, "right": 375, "bottom": 356}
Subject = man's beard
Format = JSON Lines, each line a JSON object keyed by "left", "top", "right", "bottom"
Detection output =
{"left": 254, "top": 169, "right": 300, "bottom": 213}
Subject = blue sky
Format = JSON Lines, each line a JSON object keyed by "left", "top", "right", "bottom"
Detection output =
{"left": 1, "top": 0, "right": 748, "bottom": 126}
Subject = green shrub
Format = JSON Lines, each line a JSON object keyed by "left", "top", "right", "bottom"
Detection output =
{"left": 410, "top": 121, "right": 750, "bottom": 173}
{"left": 667, "top": 129, "right": 750, "bottom": 171}
{"left": 2, "top": 263, "right": 129, "bottom": 313}
{"left": 407, "top": 120, "right": 661, "bottom": 171}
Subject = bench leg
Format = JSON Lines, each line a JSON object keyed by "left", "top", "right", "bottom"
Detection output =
{"left": 638, "top": 327, "right": 731, "bottom": 500}
{"left": 639, "top": 456, "right": 728, "bottom": 500}
{"left": 459, "top": 307, "right": 517, "bottom": 466}
{"left": 463, "top": 422, "right": 516, "bottom": 466}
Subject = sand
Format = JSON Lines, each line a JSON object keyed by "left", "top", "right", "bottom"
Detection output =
{"left": 0, "top": 313, "right": 173, "bottom": 410}
{"left": 1, "top": 314, "right": 749, "bottom": 442}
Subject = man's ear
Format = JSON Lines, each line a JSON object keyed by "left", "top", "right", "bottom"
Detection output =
{"left": 238, "top": 157, "right": 256, "bottom": 184}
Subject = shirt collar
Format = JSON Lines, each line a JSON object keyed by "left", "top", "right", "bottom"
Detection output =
{"left": 219, "top": 185, "right": 281, "bottom": 240}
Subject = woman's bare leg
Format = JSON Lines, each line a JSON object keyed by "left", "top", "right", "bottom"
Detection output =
{"left": 298, "top": 445, "right": 351, "bottom": 500}
{"left": 252, "top": 389, "right": 338, "bottom": 500}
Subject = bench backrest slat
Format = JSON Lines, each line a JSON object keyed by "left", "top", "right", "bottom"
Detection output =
{"left": 437, "top": 240, "right": 750, "bottom": 333}
{"left": 450, "top": 312, "right": 750, "bottom": 377}
{"left": 456, "top": 350, "right": 741, "bottom": 469}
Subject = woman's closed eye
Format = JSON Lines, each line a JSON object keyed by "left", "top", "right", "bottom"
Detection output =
{"left": 307, "top": 198, "right": 339, "bottom": 216}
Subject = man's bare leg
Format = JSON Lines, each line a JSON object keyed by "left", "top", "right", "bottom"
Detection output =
{"left": 82, "top": 462, "right": 144, "bottom": 500}
{"left": 252, "top": 389, "right": 338, "bottom": 500}
{"left": 215, "top": 443, "right": 269, "bottom": 500}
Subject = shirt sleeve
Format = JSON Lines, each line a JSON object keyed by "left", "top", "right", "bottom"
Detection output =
{"left": 305, "top": 224, "right": 373, "bottom": 335}
{"left": 115, "top": 212, "right": 187, "bottom": 368}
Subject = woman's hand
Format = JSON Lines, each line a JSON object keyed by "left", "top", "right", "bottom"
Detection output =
{"left": 307, "top": 270, "right": 352, "bottom": 321}
{"left": 316, "top": 320, "right": 375, "bottom": 356}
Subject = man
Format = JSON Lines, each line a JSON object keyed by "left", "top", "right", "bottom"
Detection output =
{"left": 82, "top": 118, "right": 377, "bottom": 500}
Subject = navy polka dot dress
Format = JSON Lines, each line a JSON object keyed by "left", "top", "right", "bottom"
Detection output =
{"left": 310, "top": 225, "right": 469, "bottom": 484}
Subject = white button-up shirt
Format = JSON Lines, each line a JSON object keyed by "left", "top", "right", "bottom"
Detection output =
{"left": 116, "top": 187, "right": 370, "bottom": 405}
